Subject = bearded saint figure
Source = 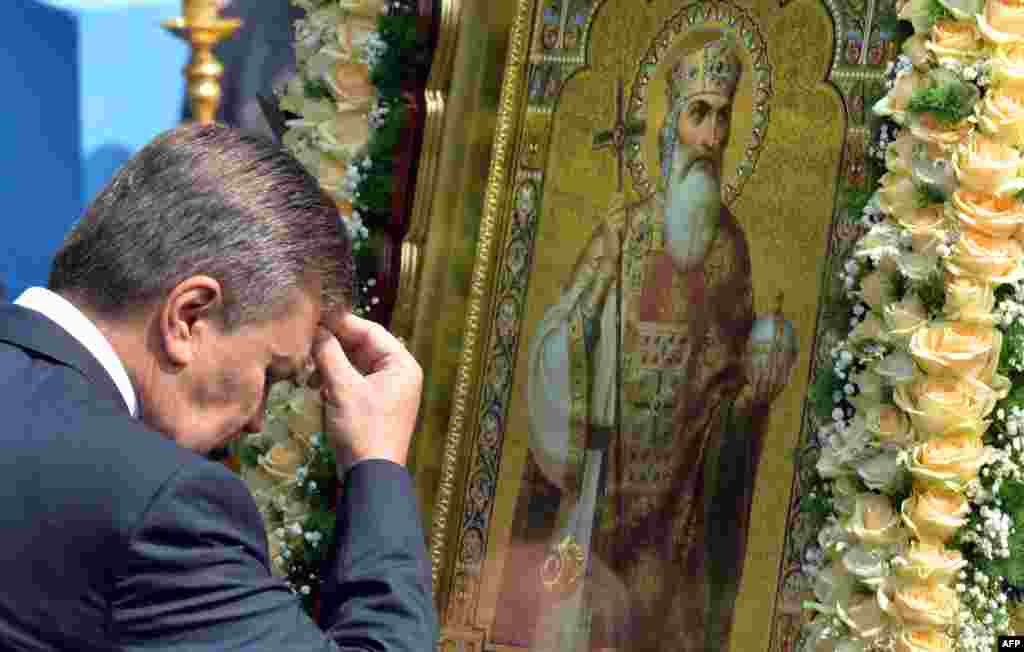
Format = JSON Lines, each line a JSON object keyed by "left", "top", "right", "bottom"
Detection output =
{"left": 522, "top": 36, "right": 798, "bottom": 652}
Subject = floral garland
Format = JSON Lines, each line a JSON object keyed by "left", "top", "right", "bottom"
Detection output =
{"left": 799, "top": 1, "right": 1024, "bottom": 650}
{"left": 236, "top": 0, "right": 422, "bottom": 616}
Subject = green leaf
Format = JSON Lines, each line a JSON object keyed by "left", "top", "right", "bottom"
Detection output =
{"left": 238, "top": 443, "right": 261, "bottom": 469}
{"left": 914, "top": 182, "right": 947, "bottom": 208}
{"left": 845, "top": 188, "right": 874, "bottom": 222}
{"left": 798, "top": 489, "right": 834, "bottom": 529}
{"left": 891, "top": 271, "right": 909, "bottom": 302}
{"left": 906, "top": 82, "right": 975, "bottom": 127}
{"left": 1000, "top": 318, "right": 1024, "bottom": 377}
{"left": 913, "top": 273, "right": 947, "bottom": 318}
{"left": 809, "top": 366, "right": 843, "bottom": 422}
{"left": 967, "top": 480, "right": 1024, "bottom": 587}
{"left": 303, "top": 78, "right": 332, "bottom": 101}
{"left": 926, "top": 0, "right": 954, "bottom": 26}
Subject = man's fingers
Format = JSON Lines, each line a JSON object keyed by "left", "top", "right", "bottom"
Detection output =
{"left": 321, "top": 312, "right": 411, "bottom": 374}
{"left": 312, "top": 326, "right": 361, "bottom": 401}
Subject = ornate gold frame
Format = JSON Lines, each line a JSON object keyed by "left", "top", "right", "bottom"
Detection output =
{"left": 426, "top": 0, "right": 532, "bottom": 634}
{"left": 400, "top": 0, "right": 902, "bottom": 649}
{"left": 392, "top": 0, "right": 463, "bottom": 343}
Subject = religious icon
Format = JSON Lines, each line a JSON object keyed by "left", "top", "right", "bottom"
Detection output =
{"left": 494, "top": 33, "right": 798, "bottom": 652}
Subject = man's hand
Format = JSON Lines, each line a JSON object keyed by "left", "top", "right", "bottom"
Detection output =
{"left": 312, "top": 313, "right": 423, "bottom": 475}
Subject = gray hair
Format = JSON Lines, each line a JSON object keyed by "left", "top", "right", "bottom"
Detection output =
{"left": 49, "top": 123, "right": 353, "bottom": 329}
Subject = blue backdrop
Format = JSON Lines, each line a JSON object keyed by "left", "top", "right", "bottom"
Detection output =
{"left": 2, "top": 0, "right": 185, "bottom": 300}
{"left": 1, "top": 0, "right": 80, "bottom": 300}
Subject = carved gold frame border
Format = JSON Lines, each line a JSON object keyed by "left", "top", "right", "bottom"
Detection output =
{"left": 392, "top": 0, "right": 464, "bottom": 342}
{"left": 424, "top": 0, "right": 535, "bottom": 639}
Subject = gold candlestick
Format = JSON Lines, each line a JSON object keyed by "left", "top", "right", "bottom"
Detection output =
{"left": 162, "top": 1, "right": 241, "bottom": 125}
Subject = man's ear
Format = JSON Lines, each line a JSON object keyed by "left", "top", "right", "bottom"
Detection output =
{"left": 160, "top": 275, "right": 224, "bottom": 366}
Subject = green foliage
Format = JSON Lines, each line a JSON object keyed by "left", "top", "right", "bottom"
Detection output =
{"left": 354, "top": 101, "right": 408, "bottom": 219}
{"left": 1002, "top": 319, "right": 1024, "bottom": 372}
{"left": 906, "top": 82, "right": 976, "bottom": 127}
{"left": 238, "top": 441, "right": 262, "bottom": 469}
{"left": 303, "top": 78, "right": 332, "bottom": 101}
{"left": 891, "top": 271, "right": 909, "bottom": 302}
{"left": 998, "top": 283, "right": 1018, "bottom": 304}
{"left": 926, "top": 0, "right": 954, "bottom": 26}
{"left": 914, "top": 273, "right": 947, "bottom": 318}
{"left": 820, "top": 282, "right": 855, "bottom": 334}
{"left": 914, "top": 182, "right": 948, "bottom": 208}
{"left": 999, "top": 384, "right": 1024, "bottom": 424}
{"left": 967, "top": 480, "right": 1024, "bottom": 587}
{"left": 798, "top": 487, "right": 834, "bottom": 531}
{"left": 809, "top": 366, "right": 843, "bottom": 422}
{"left": 370, "top": 14, "right": 423, "bottom": 98}
{"left": 878, "top": 9, "right": 914, "bottom": 49}
{"left": 844, "top": 188, "right": 874, "bottom": 222}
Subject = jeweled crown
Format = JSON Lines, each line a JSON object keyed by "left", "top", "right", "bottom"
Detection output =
{"left": 668, "top": 37, "right": 741, "bottom": 105}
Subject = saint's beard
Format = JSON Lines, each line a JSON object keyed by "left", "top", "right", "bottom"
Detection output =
{"left": 663, "top": 143, "right": 722, "bottom": 274}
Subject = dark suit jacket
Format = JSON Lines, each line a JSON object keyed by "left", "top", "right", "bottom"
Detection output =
{"left": 0, "top": 303, "right": 438, "bottom": 650}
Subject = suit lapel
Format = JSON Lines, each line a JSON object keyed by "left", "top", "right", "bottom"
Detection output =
{"left": 0, "top": 303, "right": 130, "bottom": 414}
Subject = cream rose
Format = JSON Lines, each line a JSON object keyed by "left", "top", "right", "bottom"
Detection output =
{"left": 878, "top": 172, "right": 918, "bottom": 217}
{"left": 859, "top": 270, "right": 895, "bottom": 312}
{"left": 901, "top": 488, "right": 970, "bottom": 542}
{"left": 904, "top": 33, "right": 933, "bottom": 69}
{"left": 866, "top": 404, "right": 916, "bottom": 446}
{"left": 316, "top": 109, "right": 371, "bottom": 158}
{"left": 286, "top": 387, "right": 324, "bottom": 447}
{"left": 944, "top": 274, "right": 997, "bottom": 324}
{"left": 889, "top": 581, "right": 959, "bottom": 626}
{"left": 909, "top": 432, "right": 993, "bottom": 487}
{"left": 954, "top": 134, "right": 1024, "bottom": 195}
{"left": 843, "top": 546, "right": 889, "bottom": 586}
{"left": 927, "top": 20, "right": 984, "bottom": 61}
{"left": 979, "top": 0, "right": 1024, "bottom": 43}
{"left": 813, "top": 559, "right": 858, "bottom": 606}
{"left": 894, "top": 376, "right": 997, "bottom": 437}
{"left": 886, "top": 132, "right": 920, "bottom": 176}
{"left": 899, "top": 0, "right": 935, "bottom": 33}
{"left": 331, "top": 61, "right": 375, "bottom": 106}
{"left": 895, "top": 627, "right": 954, "bottom": 652}
{"left": 947, "top": 228, "right": 1024, "bottom": 283}
{"left": 892, "top": 541, "right": 967, "bottom": 584}
{"left": 952, "top": 190, "right": 1024, "bottom": 239}
{"left": 850, "top": 313, "right": 888, "bottom": 343}
{"left": 850, "top": 493, "right": 906, "bottom": 545}
{"left": 833, "top": 475, "right": 865, "bottom": 517}
{"left": 992, "top": 43, "right": 1024, "bottom": 91}
{"left": 874, "top": 351, "right": 919, "bottom": 385}
{"left": 317, "top": 155, "right": 350, "bottom": 198}
{"left": 896, "top": 205, "right": 945, "bottom": 254}
{"left": 851, "top": 369, "right": 886, "bottom": 413}
{"left": 857, "top": 449, "right": 908, "bottom": 493}
{"left": 884, "top": 295, "right": 928, "bottom": 341}
{"left": 258, "top": 438, "right": 309, "bottom": 483}
{"left": 978, "top": 87, "right": 1024, "bottom": 145}
{"left": 875, "top": 70, "right": 929, "bottom": 123}
{"left": 908, "top": 322, "right": 1002, "bottom": 380}
{"left": 909, "top": 113, "right": 972, "bottom": 152}
{"left": 837, "top": 593, "right": 890, "bottom": 639}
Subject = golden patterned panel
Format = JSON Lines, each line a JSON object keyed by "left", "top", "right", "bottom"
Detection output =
{"left": 400, "top": 0, "right": 898, "bottom": 649}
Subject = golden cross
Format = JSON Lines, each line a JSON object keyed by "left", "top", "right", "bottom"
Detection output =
{"left": 593, "top": 78, "right": 645, "bottom": 192}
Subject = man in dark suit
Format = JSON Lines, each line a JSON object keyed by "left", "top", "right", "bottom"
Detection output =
{"left": 0, "top": 123, "right": 437, "bottom": 650}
